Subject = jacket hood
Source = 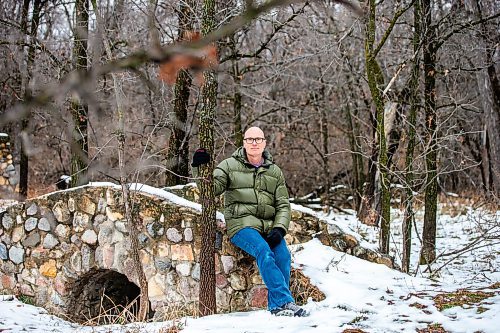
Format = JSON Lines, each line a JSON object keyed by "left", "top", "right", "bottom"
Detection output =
{"left": 232, "top": 147, "right": 274, "bottom": 166}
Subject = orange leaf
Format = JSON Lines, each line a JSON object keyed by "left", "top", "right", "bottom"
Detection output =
{"left": 158, "top": 31, "right": 218, "bottom": 85}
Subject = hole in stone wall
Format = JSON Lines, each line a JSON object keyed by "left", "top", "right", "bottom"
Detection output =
{"left": 67, "top": 269, "right": 153, "bottom": 324}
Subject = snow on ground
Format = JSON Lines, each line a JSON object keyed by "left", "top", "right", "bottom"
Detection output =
{"left": 1, "top": 194, "right": 499, "bottom": 333}
{"left": 323, "top": 204, "right": 500, "bottom": 287}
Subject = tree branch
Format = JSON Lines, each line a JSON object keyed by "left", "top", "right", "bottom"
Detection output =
{"left": 373, "top": 0, "right": 416, "bottom": 58}
{"left": 436, "top": 11, "right": 500, "bottom": 49}
{"left": 0, "top": 0, "right": 361, "bottom": 125}
{"left": 220, "top": 2, "right": 309, "bottom": 63}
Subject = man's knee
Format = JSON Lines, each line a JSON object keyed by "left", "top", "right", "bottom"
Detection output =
{"left": 256, "top": 245, "right": 275, "bottom": 263}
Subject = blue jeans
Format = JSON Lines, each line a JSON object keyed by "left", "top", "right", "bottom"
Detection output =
{"left": 230, "top": 227, "right": 294, "bottom": 310}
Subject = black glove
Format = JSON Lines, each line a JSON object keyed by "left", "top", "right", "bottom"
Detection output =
{"left": 266, "top": 227, "right": 286, "bottom": 249}
{"left": 192, "top": 148, "right": 210, "bottom": 167}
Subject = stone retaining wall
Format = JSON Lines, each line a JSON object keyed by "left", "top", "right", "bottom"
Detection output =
{"left": 0, "top": 184, "right": 392, "bottom": 320}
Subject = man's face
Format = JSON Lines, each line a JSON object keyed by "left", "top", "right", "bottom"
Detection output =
{"left": 243, "top": 128, "right": 266, "bottom": 158}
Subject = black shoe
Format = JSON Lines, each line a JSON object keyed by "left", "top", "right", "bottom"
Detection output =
{"left": 270, "top": 302, "right": 309, "bottom": 317}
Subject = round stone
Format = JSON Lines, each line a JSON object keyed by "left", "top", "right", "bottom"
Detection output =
{"left": 175, "top": 262, "right": 192, "bottom": 276}
{"left": 154, "top": 258, "right": 172, "bottom": 272}
{"left": 191, "top": 263, "right": 200, "bottom": 281}
{"left": 184, "top": 228, "right": 193, "bottom": 242}
{"left": 38, "top": 218, "right": 51, "bottom": 231}
{"left": 22, "top": 233, "right": 41, "bottom": 247}
{"left": 25, "top": 217, "right": 38, "bottom": 231}
{"left": 26, "top": 203, "right": 38, "bottom": 216}
{"left": 138, "top": 233, "right": 149, "bottom": 247}
{"left": 2, "top": 215, "right": 13, "bottom": 230}
{"left": 70, "top": 234, "right": 82, "bottom": 247}
{"left": 81, "top": 230, "right": 98, "bottom": 245}
{"left": 166, "top": 228, "right": 182, "bottom": 243}
{"left": 147, "top": 222, "right": 164, "bottom": 239}
{"left": 115, "top": 221, "right": 128, "bottom": 233}
{"left": 97, "top": 223, "right": 114, "bottom": 244}
{"left": 73, "top": 212, "right": 91, "bottom": 232}
{"left": 43, "top": 234, "right": 59, "bottom": 249}
{"left": 55, "top": 224, "right": 70, "bottom": 239}
{"left": 11, "top": 226, "right": 24, "bottom": 243}
{"left": 52, "top": 201, "right": 70, "bottom": 223}
{"left": 9, "top": 245, "right": 25, "bottom": 264}
{"left": 93, "top": 214, "right": 106, "bottom": 227}
{"left": 221, "top": 255, "right": 235, "bottom": 274}
{"left": 8, "top": 176, "right": 18, "bottom": 186}
{"left": 0, "top": 243, "right": 7, "bottom": 260}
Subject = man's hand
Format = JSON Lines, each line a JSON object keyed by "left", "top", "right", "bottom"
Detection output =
{"left": 266, "top": 227, "right": 286, "bottom": 249}
{"left": 192, "top": 148, "right": 210, "bottom": 167}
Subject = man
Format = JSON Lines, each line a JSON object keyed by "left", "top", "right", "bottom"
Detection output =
{"left": 192, "top": 127, "right": 309, "bottom": 317}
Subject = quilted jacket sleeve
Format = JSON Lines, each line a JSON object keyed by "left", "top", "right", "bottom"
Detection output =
{"left": 213, "top": 160, "right": 230, "bottom": 196}
{"left": 273, "top": 170, "right": 291, "bottom": 232}
{"left": 192, "top": 159, "right": 230, "bottom": 197}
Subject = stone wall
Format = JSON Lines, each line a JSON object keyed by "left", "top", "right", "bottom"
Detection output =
{"left": 0, "top": 134, "right": 18, "bottom": 196}
{"left": 168, "top": 183, "right": 394, "bottom": 266}
{"left": 0, "top": 184, "right": 392, "bottom": 320}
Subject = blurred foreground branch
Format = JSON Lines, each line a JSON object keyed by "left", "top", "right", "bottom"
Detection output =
{"left": 0, "top": 0, "right": 362, "bottom": 125}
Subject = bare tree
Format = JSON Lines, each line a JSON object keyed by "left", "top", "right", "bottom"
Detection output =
{"left": 70, "top": 0, "right": 89, "bottom": 187}
{"left": 198, "top": 0, "right": 218, "bottom": 317}
{"left": 402, "top": 0, "right": 422, "bottom": 273}
{"left": 363, "top": 0, "right": 398, "bottom": 253}
{"left": 18, "top": 0, "right": 44, "bottom": 199}
{"left": 469, "top": 0, "right": 500, "bottom": 196}
{"left": 165, "top": 0, "right": 195, "bottom": 186}
{"left": 90, "top": 0, "right": 149, "bottom": 319}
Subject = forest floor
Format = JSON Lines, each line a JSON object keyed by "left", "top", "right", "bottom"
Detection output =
{"left": 0, "top": 192, "right": 499, "bottom": 333}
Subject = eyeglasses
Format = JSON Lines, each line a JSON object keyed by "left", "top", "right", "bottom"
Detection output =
{"left": 243, "top": 137, "right": 265, "bottom": 144}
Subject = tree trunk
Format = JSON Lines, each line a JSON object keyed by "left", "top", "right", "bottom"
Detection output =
{"left": 70, "top": 0, "right": 89, "bottom": 187}
{"left": 402, "top": 0, "right": 421, "bottom": 273}
{"left": 19, "top": 0, "right": 42, "bottom": 199}
{"left": 165, "top": 69, "right": 192, "bottom": 186}
{"left": 198, "top": 0, "right": 218, "bottom": 317}
{"left": 18, "top": 0, "right": 31, "bottom": 200}
{"left": 385, "top": 100, "right": 403, "bottom": 170}
{"left": 318, "top": 91, "right": 331, "bottom": 209}
{"left": 420, "top": 0, "right": 438, "bottom": 265}
{"left": 229, "top": 33, "right": 243, "bottom": 147}
{"left": 345, "top": 101, "right": 365, "bottom": 211}
{"left": 165, "top": 1, "right": 194, "bottom": 186}
{"left": 232, "top": 66, "right": 243, "bottom": 147}
{"left": 471, "top": 0, "right": 500, "bottom": 196}
{"left": 90, "top": 0, "right": 149, "bottom": 319}
{"left": 358, "top": 134, "right": 379, "bottom": 226}
{"left": 365, "top": 0, "right": 391, "bottom": 254}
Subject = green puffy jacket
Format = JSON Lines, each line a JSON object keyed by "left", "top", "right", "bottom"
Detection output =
{"left": 197, "top": 147, "right": 291, "bottom": 239}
